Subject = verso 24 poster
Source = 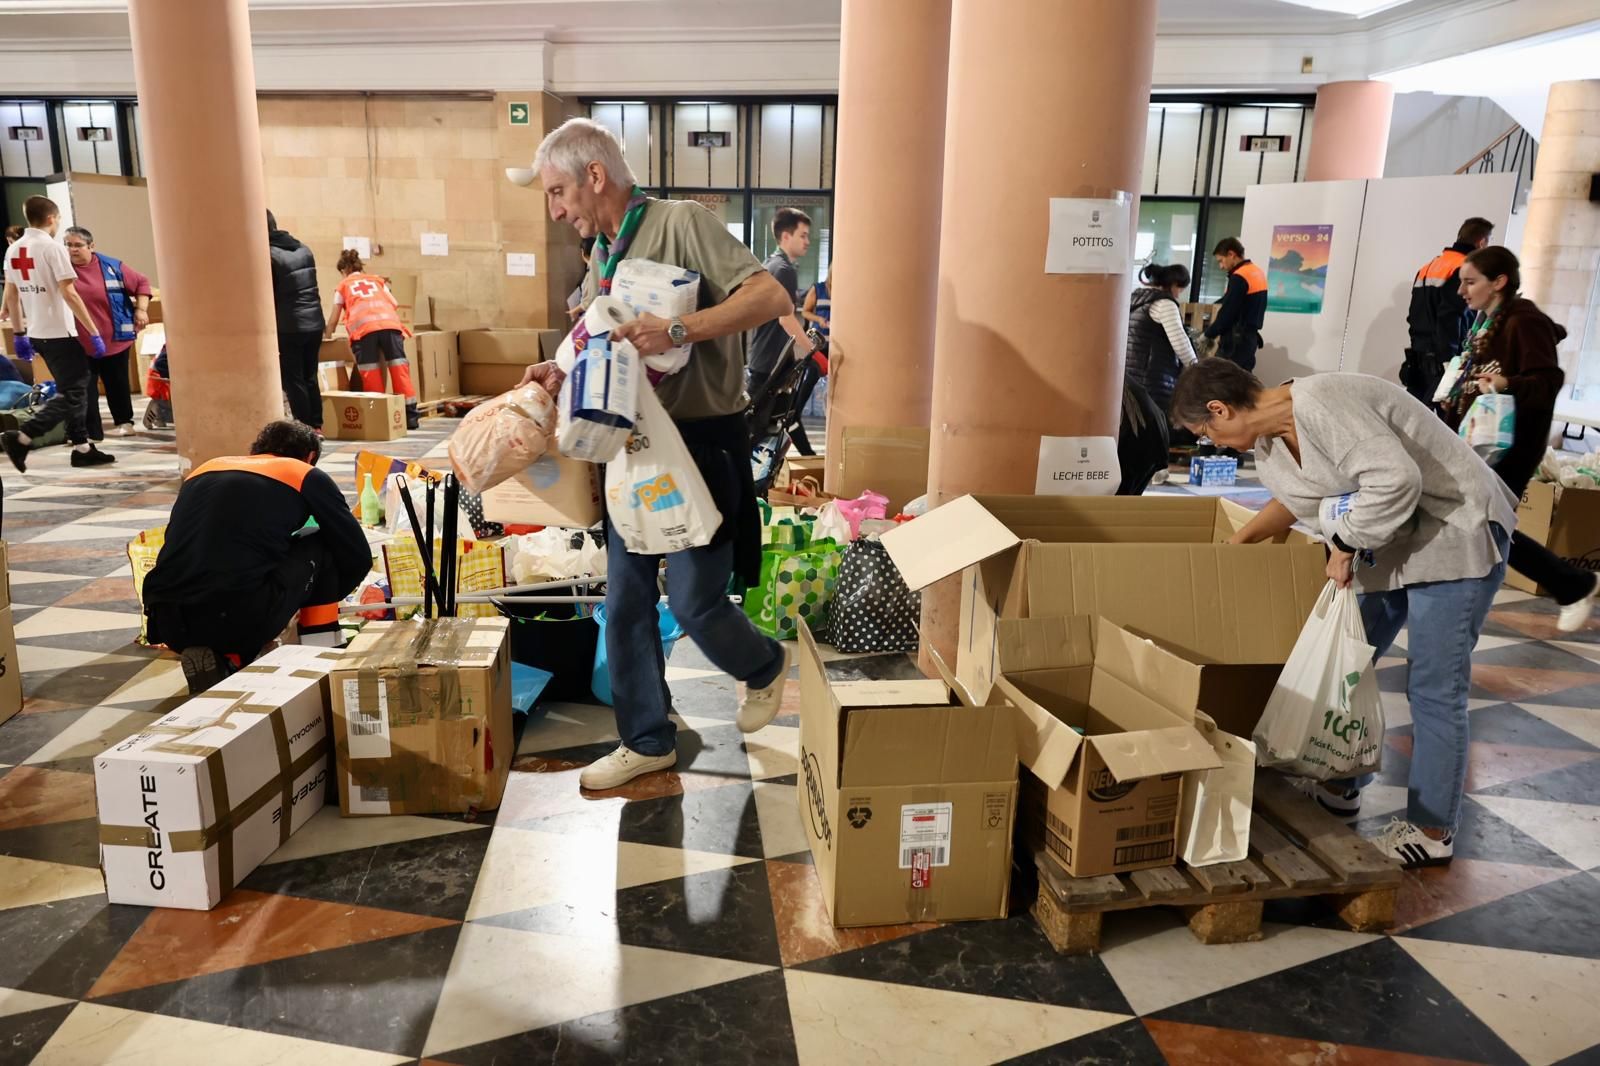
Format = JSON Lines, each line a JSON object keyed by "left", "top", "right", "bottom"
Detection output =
{"left": 1267, "top": 224, "right": 1333, "bottom": 315}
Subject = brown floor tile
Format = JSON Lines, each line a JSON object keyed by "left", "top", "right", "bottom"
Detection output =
{"left": 18, "top": 698, "right": 95, "bottom": 716}
{"left": 5, "top": 543, "right": 126, "bottom": 565}
{"left": 764, "top": 858, "right": 934, "bottom": 967}
{"left": 87, "top": 888, "right": 457, "bottom": 998}
{"left": 115, "top": 491, "right": 179, "bottom": 508}
{"left": 56, "top": 576, "right": 139, "bottom": 608}
{"left": 1144, "top": 1019, "right": 1485, "bottom": 1065}
{"left": 0, "top": 765, "right": 99, "bottom": 830}
{"left": 1390, "top": 857, "right": 1574, "bottom": 933}
{"left": 1385, "top": 736, "right": 1599, "bottom": 791}
{"left": 1471, "top": 663, "right": 1600, "bottom": 701}
{"left": 1490, "top": 609, "right": 1599, "bottom": 643}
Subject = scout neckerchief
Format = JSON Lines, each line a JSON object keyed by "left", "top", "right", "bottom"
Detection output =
{"left": 1445, "top": 307, "right": 1498, "bottom": 413}
{"left": 594, "top": 187, "right": 649, "bottom": 296}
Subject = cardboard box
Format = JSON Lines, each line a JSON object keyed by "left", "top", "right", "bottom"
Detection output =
{"left": 317, "top": 361, "right": 351, "bottom": 395}
{"left": 146, "top": 293, "right": 162, "bottom": 324}
{"left": 329, "top": 617, "right": 514, "bottom": 817}
{"left": 478, "top": 454, "right": 603, "bottom": 529}
{"left": 458, "top": 328, "right": 563, "bottom": 396}
{"left": 882, "top": 495, "right": 1326, "bottom": 703}
{"left": 2, "top": 323, "right": 15, "bottom": 357}
{"left": 321, "top": 390, "right": 406, "bottom": 441}
{"left": 410, "top": 329, "right": 460, "bottom": 403}
{"left": 386, "top": 272, "right": 419, "bottom": 327}
{"left": 93, "top": 644, "right": 339, "bottom": 909}
{"left": 1507, "top": 481, "right": 1600, "bottom": 594}
{"left": 0, "top": 542, "right": 18, "bottom": 728}
{"left": 780, "top": 455, "right": 827, "bottom": 492}
{"left": 319, "top": 334, "right": 353, "bottom": 366}
{"left": 989, "top": 615, "right": 1222, "bottom": 878}
{"left": 797, "top": 621, "right": 1017, "bottom": 927}
{"left": 837, "top": 426, "right": 930, "bottom": 515}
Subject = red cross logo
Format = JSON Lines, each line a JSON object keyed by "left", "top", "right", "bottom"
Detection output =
{"left": 350, "top": 278, "right": 380, "bottom": 299}
{"left": 8, "top": 252, "right": 35, "bottom": 281}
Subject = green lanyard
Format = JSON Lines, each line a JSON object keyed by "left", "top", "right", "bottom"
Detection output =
{"left": 594, "top": 188, "right": 649, "bottom": 295}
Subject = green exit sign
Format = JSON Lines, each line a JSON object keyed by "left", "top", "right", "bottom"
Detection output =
{"left": 508, "top": 101, "right": 531, "bottom": 126}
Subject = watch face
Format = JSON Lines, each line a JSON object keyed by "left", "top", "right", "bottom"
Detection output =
{"left": 669, "top": 322, "right": 688, "bottom": 344}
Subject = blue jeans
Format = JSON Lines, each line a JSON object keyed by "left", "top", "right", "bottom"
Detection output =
{"left": 1341, "top": 524, "right": 1509, "bottom": 831}
{"left": 604, "top": 522, "right": 786, "bottom": 756}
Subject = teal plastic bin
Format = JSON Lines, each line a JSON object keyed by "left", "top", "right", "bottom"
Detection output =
{"left": 591, "top": 604, "right": 685, "bottom": 705}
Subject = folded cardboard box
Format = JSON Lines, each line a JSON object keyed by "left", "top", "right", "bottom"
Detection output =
{"left": 1507, "top": 481, "right": 1600, "bottom": 595}
{"left": 882, "top": 494, "right": 1325, "bottom": 703}
{"left": 836, "top": 426, "right": 929, "bottom": 515}
{"left": 0, "top": 541, "right": 18, "bottom": 727}
{"left": 797, "top": 620, "right": 1017, "bottom": 928}
{"left": 322, "top": 390, "right": 406, "bottom": 441}
{"left": 458, "top": 328, "right": 563, "bottom": 396}
{"left": 989, "top": 615, "right": 1222, "bottom": 878}
{"left": 329, "top": 617, "right": 513, "bottom": 816}
{"left": 409, "top": 329, "right": 460, "bottom": 403}
{"left": 479, "top": 453, "right": 602, "bottom": 529}
{"left": 94, "top": 644, "right": 340, "bottom": 909}
{"left": 317, "top": 361, "right": 351, "bottom": 394}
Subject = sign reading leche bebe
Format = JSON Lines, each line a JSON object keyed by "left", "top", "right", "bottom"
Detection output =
{"left": 1044, "top": 195, "right": 1132, "bottom": 275}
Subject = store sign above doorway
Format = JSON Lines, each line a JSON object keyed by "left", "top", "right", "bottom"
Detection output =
{"left": 508, "top": 101, "right": 531, "bottom": 126}
{"left": 1045, "top": 194, "right": 1131, "bottom": 275}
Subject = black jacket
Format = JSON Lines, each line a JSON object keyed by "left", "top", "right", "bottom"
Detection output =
{"left": 268, "top": 227, "right": 326, "bottom": 335}
{"left": 1125, "top": 287, "right": 1184, "bottom": 409}
{"left": 1407, "top": 241, "right": 1474, "bottom": 359}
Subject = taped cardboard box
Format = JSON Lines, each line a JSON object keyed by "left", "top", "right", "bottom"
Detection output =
{"left": 836, "top": 426, "right": 930, "bottom": 515}
{"left": 0, "top": 541, "right": 18, "bottom": 727}
{"left": 881, "top": 494, "right": 1325, "bottom": 704}
{"left": 797, "top": 620, "right": 1017, "bottom": 928}
{"left": 986, "top": 615, "right": 1222, "bottom": 878}
{"left": 458, "top": 328, "right": 563, "bottom": 396}
{"left": 322, "top": 390, "right": 406, "bottom": 441}
{"left": 1506, "top": 481, "right": 1600, "bottom": 595}
{"left": 329, "top": 617, "right": 513, "bottom": 817}
{"left": 478, "top": 453, "right": 603, "bottom": 529}
{"left": 93, "top": 644, "right": 340, "bottom": 909}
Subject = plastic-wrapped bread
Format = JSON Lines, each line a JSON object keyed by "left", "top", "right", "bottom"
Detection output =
{"left": 448, "top": 382, "right": 558, "bottom": 494}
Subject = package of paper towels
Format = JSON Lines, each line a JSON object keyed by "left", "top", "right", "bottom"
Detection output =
{"left": 551, "top": 297, "right": 641, "bottom": 463}
{"left": 610, "top": 258, "right": 701, "bottom": 376}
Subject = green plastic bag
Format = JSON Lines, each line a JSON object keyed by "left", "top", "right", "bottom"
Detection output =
{"left": 743, "top": 537, "right": 843, "bottom": 640}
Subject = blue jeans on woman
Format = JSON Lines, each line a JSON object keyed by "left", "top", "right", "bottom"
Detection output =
{"left": 1340, "top": 523, "right": 1509, "bottom": 831}
{"left": 604, "top": 521, "right": 787, "bottom": 757}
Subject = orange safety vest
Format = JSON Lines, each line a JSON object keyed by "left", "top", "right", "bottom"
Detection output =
{"left": 1414, "top": 248, "right": 1467, "bottom": 290}
{"left": 187, "top": 454, "right": 313, "bottom": 490}
{"left": 336, "top": 272, "right": 410, "bottom": 342}
{"left": 1235, "top": 260, "right": 1268, "bottom": 295}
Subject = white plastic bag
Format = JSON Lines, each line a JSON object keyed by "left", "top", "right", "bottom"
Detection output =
{"left": 609, "top": 258, "right": 701, "bottom": 375}
{"left": 604, "top": 384, "right": 723, "bottom": 554}
{"left": 1178, "top": 721, "right": 1256, "bottom": 867}
{"left": 1254, "top": 580, "right": 1384, "bottom": 781}
{"left": 508, "top": 528, "right": 606, "bottom": 585}
{"left": 555, "top": 298, "right": 641, "bottom": 464}
{"left": 446, "top": 382, "right": 557, "bottom": 493}
{"left": 1458, "top": 387, "right": 1516, "bottom": 461}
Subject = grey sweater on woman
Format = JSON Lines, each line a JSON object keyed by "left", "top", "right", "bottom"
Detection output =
{"left": 1254, "top": 373, "right": 1517, "bottom": 594}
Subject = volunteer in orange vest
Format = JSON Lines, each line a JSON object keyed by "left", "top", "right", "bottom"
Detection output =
{"left": 142, "top": 420, "right": 372, "bottom": 694}
{"left": 1204, "top": 237, "right": 1267, "bottom": 372}
{"left": 325, "top": 251, "right": 420, "bottom": 430}
{"left": 1401, "top": 216, "right": 1493, "bottom": 405}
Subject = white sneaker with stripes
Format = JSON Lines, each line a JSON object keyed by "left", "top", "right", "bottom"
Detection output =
{"left": 1372, "top": 818, "right": 1453, "bottom": 868}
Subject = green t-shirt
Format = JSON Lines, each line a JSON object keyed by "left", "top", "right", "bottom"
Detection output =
{"left": 585, "top": 198, "right": 763, "bottom": 420}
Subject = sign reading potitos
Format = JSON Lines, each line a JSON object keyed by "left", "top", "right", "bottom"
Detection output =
{"left": 1045, "top": 194, "right": 1132, "bottom": 275}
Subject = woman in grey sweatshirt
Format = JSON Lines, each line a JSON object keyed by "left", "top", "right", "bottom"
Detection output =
{"left": 1170, "top": 359, "right": 1517, "bottom": 869}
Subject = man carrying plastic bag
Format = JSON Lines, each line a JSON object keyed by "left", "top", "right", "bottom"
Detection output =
{"left": 515, "top": 118, "right": 795, "bottom": 792}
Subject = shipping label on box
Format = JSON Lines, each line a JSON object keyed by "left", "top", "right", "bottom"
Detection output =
{"left": 94, "top": 645, "right": 340, "bottom": 909}
{"left": 479, "top": 454, "right": 602, "bottom": 529}
{"left": 328, "top": 617, "right": 514, "bottom": 817}
{"left": 322, "top": 390, "right": 406, "bottom": 441}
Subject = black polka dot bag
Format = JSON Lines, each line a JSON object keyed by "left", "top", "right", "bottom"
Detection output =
{"left": 829, "top": 539, "right": 921, "bottom": 654}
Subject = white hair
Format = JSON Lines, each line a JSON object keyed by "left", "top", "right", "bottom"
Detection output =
{"left": 533, "top": 117, "right": 637, "bottom": 188}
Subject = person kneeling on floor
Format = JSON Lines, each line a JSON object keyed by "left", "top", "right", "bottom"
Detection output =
{"left": 142, "top": 420, "right": 372, "bottom": 694}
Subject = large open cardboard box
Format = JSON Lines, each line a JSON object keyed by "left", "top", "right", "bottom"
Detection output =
{"left": 797, "top": 621, "right": 1017, "bottom": 928}
{"left": 458, "top": 328, "right": 563, "bottom": 396}
{"left": 1507, "top": 481, "right": 1600, "bottom": 595}
{"left": 882, "top": 495, "right": 1326, "bottom": 703}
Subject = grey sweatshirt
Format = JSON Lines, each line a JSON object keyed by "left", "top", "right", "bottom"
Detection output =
{"left": 1254, "top": 373, "right": 1517, "bottom": 593}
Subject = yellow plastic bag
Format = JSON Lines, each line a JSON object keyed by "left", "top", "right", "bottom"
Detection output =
{"left": 127, "top": 526, "right": 167, "bottom": 645}
{"left": 381, "top": 533, "right": 507, "bottom": 620}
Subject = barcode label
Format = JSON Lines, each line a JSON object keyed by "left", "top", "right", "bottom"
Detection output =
{"left": 1046, "top": 810, "right": 1073, "bottom": 842}
{"left": 1116, "top": 820, "right": 1174, "bottom": 843}
{"left": 897, "top": 802, "right": 953, "bottom": 869}
{"left": 342, "top": 679, "right": 392, "bottom": 759}
{"left": 1045, "top": 830, "right": 1073, "bottom": 867}
{"left": 1114, "top": 840, "right": 1175, "bottom": 866}
{"left": 345, "top": 773, "right": 392, "bottom": 816}
{"left": 360, "top": 785, "right": 390, "bottom": 803}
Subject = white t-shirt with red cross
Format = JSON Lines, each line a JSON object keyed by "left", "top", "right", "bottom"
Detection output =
{"left": 4, "top": 228, "right": 76, "bottom": 339}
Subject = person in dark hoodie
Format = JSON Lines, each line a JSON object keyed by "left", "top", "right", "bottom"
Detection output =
{"left": 266, "top": 211, "right": 326, "bottom": 431}
{"left": 1402, "top": 217, "right": 1493, "bottom": 405}
{"left": 1440, "top": 245, "right": 1598, "bottom": 632}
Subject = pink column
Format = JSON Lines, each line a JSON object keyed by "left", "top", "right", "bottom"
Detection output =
{"left": 128, "top": 0, "right": 284, "bottom": 469}
{"left": 1303, "top": 81, "right": 1395, "bottom": 181}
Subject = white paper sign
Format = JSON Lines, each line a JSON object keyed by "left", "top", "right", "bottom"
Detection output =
{"left": 1044, "top": 195, "right": 1132, "bottom": 275}
{"left": 1035, "top": 435, "right": 1120, "bottom": 496}
{"left": 420, "top": 232, "right": 449, "bottom": 257}
{"left": 506, "top": 253, "right": 538, "bottom": 277}
{"left": 137, "top": 328, "right": 165, "bottom": 356}
{"left": 342, "top": 236, "right": 372, "bottom": 259}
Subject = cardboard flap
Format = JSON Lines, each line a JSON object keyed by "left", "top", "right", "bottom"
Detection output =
{"left": 1089, "top": 725, "right": 1223, "bottom": 782}
{"left": 1091, "top": 618, "right": 1203, "bottom": 722}
{"left": 833, "top": 679, "right": 951, "bottom": 708}
{"left": 993, "top": 615, "right": 1095, "bottom": 675}
{"left": 840, "top": 704, "right": 1014, "bottom": 787}
{"left": 996, "top": 676, "right": 1085, "bottom": 789}
{"left": 880, "top": 495, "right": 1020, "bottom": 593}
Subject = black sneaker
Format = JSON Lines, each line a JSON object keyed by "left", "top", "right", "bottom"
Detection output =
{"left": 70, "top": 444, "right": 116, "bottom": 467}
{"left": 179, "top": 647, "right": 227, "bottom": 695}
{"left": 0, "top": 430, "right": 28, "bottom": 472}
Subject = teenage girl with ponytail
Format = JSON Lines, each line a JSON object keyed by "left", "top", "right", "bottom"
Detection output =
{"left": 1441, "top": 245, "right": 1597, "bottom": 631}
{"left": 1125, "top": 262, "right": 1198, "bottom": 414}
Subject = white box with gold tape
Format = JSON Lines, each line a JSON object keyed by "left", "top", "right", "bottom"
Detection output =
{"left": 94, "top": 644, "right": 339, "bottom": 910}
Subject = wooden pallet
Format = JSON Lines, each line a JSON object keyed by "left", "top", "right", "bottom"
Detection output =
{"left": 1030, "top": 774, "right": 1403, "bottom": 955}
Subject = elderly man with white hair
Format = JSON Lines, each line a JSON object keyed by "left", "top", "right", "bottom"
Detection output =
{"left": 515, "top": 117, "right": 794, "bottom": 791}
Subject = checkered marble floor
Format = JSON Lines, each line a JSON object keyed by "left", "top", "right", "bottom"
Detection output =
{"left": 3, "top": 399, "right": 1600, "bottom": 1065}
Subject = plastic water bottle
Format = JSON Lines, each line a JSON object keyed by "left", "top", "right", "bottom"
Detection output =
{"left": 359, "top": 473, "right": 383, "bottom": 527}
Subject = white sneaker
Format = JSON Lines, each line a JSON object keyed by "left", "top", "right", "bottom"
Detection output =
{"left": 1372, "top": 817, "right": 1453, "bottom": 868}
{"left": 737, "top": 643, "right": 793, "bottom": 733}
{"left": 109, "top": 423, "right": 136, "bottom": 437}
{"left": 578, "top": 743, "right": 676, "bottom": 791}
{"left": 1288, "top": 776, "right": 1362, "bottom": 820}
{"left": 1557, "top": 576, "right": 1598, "bottom": 634}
